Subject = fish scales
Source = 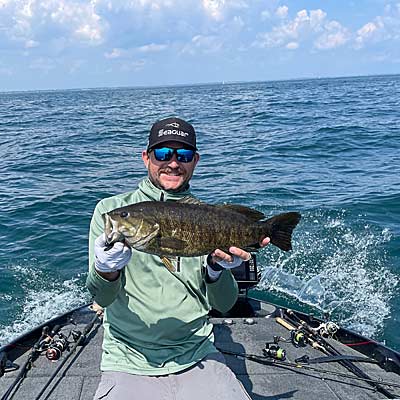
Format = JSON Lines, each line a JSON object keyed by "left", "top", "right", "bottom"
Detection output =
{"left": 104, "top": 199, "right": 301, "bottom": 257}
{"left": 145, "top": 202, "right": 257, "bottom": 255}
{"left": 203, "top": 205, "right": 254, "bottom": 253}
{"left": 179, "top": 203, "right": 258, "bottom": 253}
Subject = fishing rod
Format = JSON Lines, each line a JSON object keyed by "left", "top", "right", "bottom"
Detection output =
{"left": 255, "top": 329, "right": 379, "bottom": 365}
{"left": 276, "top": 316, "right": 327, "bottom": 352}
{"left": 278, "top": 309, "right": 397, "bottom": 399}
{"left": 33, "top": 311, "right": 101, "bottom": 400}
{"left": 294, "top": 354, "right": 379, "bottom": 365}
{"left": 218, "top": 348, "right": 400, "bottom": 390}
{"left": 1, "top": 325, "right": 60, "bottom": 400}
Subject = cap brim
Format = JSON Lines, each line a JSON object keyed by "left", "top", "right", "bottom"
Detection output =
{"left": 147, "top": 138, "right": 197, "bottom": 151}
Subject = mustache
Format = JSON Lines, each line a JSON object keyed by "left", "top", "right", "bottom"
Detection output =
{"left": 160, "top": 167, "right": 183, "bottom": 174}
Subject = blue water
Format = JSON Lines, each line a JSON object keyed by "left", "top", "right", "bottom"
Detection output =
{"left": 0, "top": 75, "right": 399, "bottom": 351}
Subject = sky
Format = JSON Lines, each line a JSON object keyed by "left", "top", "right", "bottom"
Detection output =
{"left": 1, "top": 0, "right": 400, "bottom": 91}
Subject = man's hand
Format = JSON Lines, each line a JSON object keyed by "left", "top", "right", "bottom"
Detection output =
{"left": 209, "top": 237, "right": 271, "bottom": 267}
{"left": 94, "top": 234, "right": 132, "bottom": 280}
{"left": 207, "top": 237, "right": 270, "bottom": 281}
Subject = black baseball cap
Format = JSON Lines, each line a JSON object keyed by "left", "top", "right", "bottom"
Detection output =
{"left": 147, "top": 117, "right": 197, "bottom": 151}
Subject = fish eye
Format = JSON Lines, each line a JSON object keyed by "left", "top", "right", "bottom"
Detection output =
{"left": 120, "top": 211, "right": 129, "bottom": 218}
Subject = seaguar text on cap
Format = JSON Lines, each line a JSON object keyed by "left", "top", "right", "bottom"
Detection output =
{"left": 158, "top": 129, "right": 190, "bottom": 138}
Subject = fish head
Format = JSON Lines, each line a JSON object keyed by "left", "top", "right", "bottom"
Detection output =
{"left": 104, "top": 207, "right": 160, "bottom": 250}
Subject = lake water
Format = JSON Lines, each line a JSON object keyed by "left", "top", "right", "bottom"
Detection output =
{"left": 0, "top": 75, "right": 399, "bottom": 351}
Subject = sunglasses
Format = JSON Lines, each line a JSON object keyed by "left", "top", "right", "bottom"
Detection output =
{"left": 151, "top": 147, "right": 196, "bottom": 163}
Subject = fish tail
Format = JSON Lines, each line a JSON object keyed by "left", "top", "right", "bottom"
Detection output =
{"left": 262, "top": 212, "right": 301, "bottom": 251}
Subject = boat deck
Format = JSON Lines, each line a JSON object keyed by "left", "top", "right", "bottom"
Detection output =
{"left": 1, "top": 301, "right": 399, "bottom": 400}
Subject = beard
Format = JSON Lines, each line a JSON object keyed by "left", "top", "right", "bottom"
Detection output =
{"left": 148, "top": 167, "right": 191, "bottom": 193}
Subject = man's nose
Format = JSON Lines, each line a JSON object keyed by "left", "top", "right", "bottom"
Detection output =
{"left": 167, "top": 153, "right": 180, "bottom": 167}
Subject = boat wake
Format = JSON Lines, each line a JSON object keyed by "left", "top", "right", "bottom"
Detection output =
{"left": 257, "top": 209, "right": 398, "bottom": 340}
{"left": 0, "top": 262, "right": 89, "bottom": 347}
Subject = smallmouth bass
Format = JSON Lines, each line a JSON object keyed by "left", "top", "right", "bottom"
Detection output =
{"left": 104, "top": 197, "right": 301, "bottom": 257}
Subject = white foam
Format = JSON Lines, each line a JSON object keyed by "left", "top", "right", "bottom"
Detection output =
{"left": 0, "top": 263, "right": 89, "bottom": 347}
{"left": 258, "top": 211, "right": 398, "bottom": 339}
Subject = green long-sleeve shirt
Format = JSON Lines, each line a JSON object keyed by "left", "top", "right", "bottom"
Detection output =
{"left": 86, "top": 178, "right": 239, "bottom": 375}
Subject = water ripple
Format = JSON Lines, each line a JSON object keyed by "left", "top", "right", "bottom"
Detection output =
{"left": 0, "top": 75, "right": 399, "bottom": 349}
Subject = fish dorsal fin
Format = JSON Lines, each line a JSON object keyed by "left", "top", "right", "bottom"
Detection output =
{"left": 177, "top": 196, "right": 204, "bottom": 205}
{"left": 218, "top": 204, "right": 265, "bottom": 222}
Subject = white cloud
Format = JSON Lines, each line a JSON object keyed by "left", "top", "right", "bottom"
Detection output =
{"left": 354, "top": 4, "right": 400, "bottom": 48}
{"left": 355, "top": 20, "right": 383, "bottom": 48}
{"left": 309, "top": 9, "right": 326, "bottom": 30}
{"left": 359, "top": 22, "right": 379, "bottom": 37}
{"left": 260, "top": 10, "right": 270, "bottom": 20}
{"left": 50, "top": 1, "right": 105, "bottom": 44}
{"left": 182, "top": 34, "right": 223, "bottom": 54}
{"left": 255, "top": 9, "right": 314, "bottom": 48}
{"left": 315, "top": 31, "right": 348, "bottom": 49}
{"left": 1, "top": 0, "right": 399, "bottom": 88}
{"left": 25, "top": 39, "right": 39, "bottom": 48}
{"left": 0, "top": 0, "right": 252, "bottom": 57}
{"left": 136, "top": 43, "right": 167, "bottom": 53}
{"left": 202, "top": 0, "right": 224, "bottom": 21}
{"left": 75, "top": 23, "right": 102, "bottom": 42}
{"left": 286, "top": 41, "right": 298, "bottom": 50}
{"left": 104, "top": 48, "right": 123, "bottom": 59}
{"left": 103, "top": 43, "right": 167, "bottom": 61}
{"left": 0, "top": 0, "right": 106, "bottom": 46}
{"left": 232, "top": 15, "right": 245, "bottom": 29}
{"left": 254, "top": 7, "right": 349, "bottom": 51}
{"left": 202, "top": 0, "right": 248, "bottom": 21}
{"left": 315, "top": 21, "right": 350, "bottom": 50}
{"left": 276, "top": 5, "right": 288, "bottom": 19}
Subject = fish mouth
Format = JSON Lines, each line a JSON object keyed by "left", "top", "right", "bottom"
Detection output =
{"left": 106, "top": 231, "right": 124, "bottom": 246}
{"left": 104, "top": 214, "right": 125, "bottom": 245}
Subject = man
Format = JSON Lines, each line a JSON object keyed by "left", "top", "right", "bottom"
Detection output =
{"left": 86, "top": 117, "right": 269, "bottom": 399}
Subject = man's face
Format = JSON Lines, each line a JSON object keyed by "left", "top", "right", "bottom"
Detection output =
{"left": 142, "top": 141, "right": 200, "bottom": 192}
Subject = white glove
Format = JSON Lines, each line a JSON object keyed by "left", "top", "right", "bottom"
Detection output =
{"left": 94, "top": 234, "right": 132, "bottom": 273}
{"left": 206, "top": 255, "right": 244, "bottom": 281}
{"left": 215, "top": 256, "right": 243, "bottom": 270}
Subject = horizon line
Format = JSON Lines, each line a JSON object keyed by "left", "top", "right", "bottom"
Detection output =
{"left": 1, "top": 72, "right": 399, "bottom": 95}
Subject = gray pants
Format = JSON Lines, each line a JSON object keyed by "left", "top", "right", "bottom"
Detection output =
{"left": 94, "top": 352, "right": 251, "bottom": 400}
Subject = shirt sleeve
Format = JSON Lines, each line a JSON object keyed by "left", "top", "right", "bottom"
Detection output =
{"left": 206, "top": 269, "right": 239, "bottom": 313}
{"left": 86, "top": 201, "right": 122, "bottom": 307}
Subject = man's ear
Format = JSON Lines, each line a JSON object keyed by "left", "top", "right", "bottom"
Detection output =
{"left": 193, "top": 152, "right": 200, "bottom": 168}
{"left": 142, "top": 150, "right": 149, "bottom": 168}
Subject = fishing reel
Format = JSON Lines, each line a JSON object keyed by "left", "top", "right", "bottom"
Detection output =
{"left": 46, "top": 333, "right": 69, "bottom": 361}
{"left": 263, "top": 344, "right": 286, "bottom": 361}
{"left": 317, "top": 322, "right": 339, "bottom": 338}
{"left": 291, "top": 329, "right": 307, "bottom": 348}
{"left": 263, "top": 336, "right": 286, "bottom": 361}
